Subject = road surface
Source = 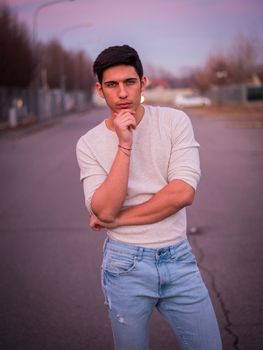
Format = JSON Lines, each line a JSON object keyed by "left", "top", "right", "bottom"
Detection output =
{"left": 0, "top": 107, "right": 262, "bottom": 350}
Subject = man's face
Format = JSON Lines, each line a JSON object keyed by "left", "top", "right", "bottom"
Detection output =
{"left": 96, "top": 65, "right": 146, "bottom": 114}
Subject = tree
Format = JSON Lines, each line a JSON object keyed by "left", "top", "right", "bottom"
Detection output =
{"left": 37, "top": 40, "right": 94, "bottom": 92}
{"left": 189, "top": 34, "right": 263, "bottom": 91}
{"left": 229, "top": 33, "right": 261, "bottom": 83}
{"left": 37, "top": 40, "right": 64, "bottom": 89}
{"left": 0, "top": 4, "right": 35, "bottom": 87}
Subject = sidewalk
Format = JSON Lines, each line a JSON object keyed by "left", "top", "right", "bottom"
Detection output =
{"left": 0, "top": 106, "right": 94, "bottom": 140}
{"left": 186, "top": 101, "right": 263, "bottom": 120}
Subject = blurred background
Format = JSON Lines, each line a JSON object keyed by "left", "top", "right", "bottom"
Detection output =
{"left": 0, "top": 0, "right": 263, "bottom": 125}
{"left": 1, "top": 1, "right": 263, "bottom": 350}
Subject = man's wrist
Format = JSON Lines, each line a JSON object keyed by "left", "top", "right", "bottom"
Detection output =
{"left": 113, "top": 215, "right": 121, "bottom": 227}
{"left": 115, "top": 210, "right": 127, "bottom": 227}
{"left": 118, "top": 142, "right": 132, "bottom": 149}
{"left": 118, "top": 144, "right": 132, "bottom": 151}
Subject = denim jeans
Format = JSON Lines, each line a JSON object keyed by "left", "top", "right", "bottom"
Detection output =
{"left": 101, "top": 237, "right": 222, "bottom": 350}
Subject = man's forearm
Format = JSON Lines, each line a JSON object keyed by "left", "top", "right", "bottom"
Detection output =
{"left": 92, "top": 179, "right": 195, "bottom": 229}
{"left": 117, "top": 180, "right": 194, "bottom": 225}
{"left": 91, "top": 109, "right": 137, "bottom": 222}
{"left": 91, "top": 148, "right": 131, "bottom": 222}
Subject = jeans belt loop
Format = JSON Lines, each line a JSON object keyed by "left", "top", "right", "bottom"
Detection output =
{"left": 169, "top": 246, "right": 176, "bottom": 258}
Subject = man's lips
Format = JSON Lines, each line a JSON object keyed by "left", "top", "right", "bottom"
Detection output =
{"left": 116, "top": 102, "right": 132, "bottom": 108}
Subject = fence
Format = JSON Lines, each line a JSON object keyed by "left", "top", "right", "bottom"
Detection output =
{"left": 247, "top": 85, "right": 263, "bottom": 101}
{"left": 0, "top": 87, "right": 92, "bottom": 125}
{"left": 206, "top": 84, "right": 263, "bottom": 104}
{"left": 142, "top": 85, "right": 263, "bottom": 106}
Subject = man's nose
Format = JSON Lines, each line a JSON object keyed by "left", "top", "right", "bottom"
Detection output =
{"left": 118, "top": 84, "right": 128, "bottom": 99}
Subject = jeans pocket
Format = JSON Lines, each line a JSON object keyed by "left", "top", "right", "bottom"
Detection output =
{"left": 176, "top": 249, "right": 198, "bottom": 268}
{"left": 102, "top": 250, "right": 137, "bottom": 275}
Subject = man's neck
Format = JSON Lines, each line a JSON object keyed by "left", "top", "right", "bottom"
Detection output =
{"left": 133, "top": 104, "right": 145, "bottom": 125}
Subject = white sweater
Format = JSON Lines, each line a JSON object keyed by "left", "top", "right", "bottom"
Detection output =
{"left": 76, "top": 105, "right": 201, "bottom": 248}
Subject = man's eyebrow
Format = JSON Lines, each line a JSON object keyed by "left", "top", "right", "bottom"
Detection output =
{"left": 103, "top": 80, "right": 117, "bottom": 84}
{"left": 103, "top": 77, "right": 138, "bottom": 84}
{"left": 125, "top": 77, "right": 138, "bottom": 81}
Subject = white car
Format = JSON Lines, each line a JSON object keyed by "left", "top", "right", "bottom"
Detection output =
{"left": 174, "top": 94, "right": 211, "bottom": 107}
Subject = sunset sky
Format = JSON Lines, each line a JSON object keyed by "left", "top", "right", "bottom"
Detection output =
{"left": 6, "top": 0, "right": 263, "bottom": 76}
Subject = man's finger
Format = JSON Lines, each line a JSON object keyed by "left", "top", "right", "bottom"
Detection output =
{"left": 90, "top": 223, "right": 102, "bottom": 231}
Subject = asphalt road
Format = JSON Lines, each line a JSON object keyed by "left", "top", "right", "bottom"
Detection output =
{"left": 0, "top": 107, "right": 262, "bottom": 350}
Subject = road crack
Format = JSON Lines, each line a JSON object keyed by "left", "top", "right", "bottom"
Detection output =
{"left": 189, "top": 231, "right": 240, "bottom": 350}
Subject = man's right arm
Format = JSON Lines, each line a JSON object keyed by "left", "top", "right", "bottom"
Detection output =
{"left": 90, "top": 110, "right": 136, "bottom": 222}
{"left": 90, "top": 145, "right": 131, "bottom": 222}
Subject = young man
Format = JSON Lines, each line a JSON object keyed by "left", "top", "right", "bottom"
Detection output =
{"left": 76, "top": 45, "right": 222, "bottom": 350}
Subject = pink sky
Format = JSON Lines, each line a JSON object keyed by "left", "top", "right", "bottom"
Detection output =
{"left": 6, "top": 0, "right": 263, "bottom": 75}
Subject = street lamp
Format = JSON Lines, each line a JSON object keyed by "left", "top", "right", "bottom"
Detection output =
{"left": 58, "top": 23, "right": 92, "bottom": 112}
{"left": 33, "top": 0, "right": 76, "bottom": 46}
{"left": 32, "top": 0, "right": 76, "bottom": 118}
{"left": 59, "top": 23, "right": 92, "bottom": 39}
{"left": 216, "top": 70, "right": 228, "bottom": 105}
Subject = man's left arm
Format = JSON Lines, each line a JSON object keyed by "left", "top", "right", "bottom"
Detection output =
{"left": 116, "top": 179, "right": 194, "bottom": 225}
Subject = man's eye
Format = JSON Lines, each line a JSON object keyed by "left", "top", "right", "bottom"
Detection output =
{"left": 106, "top": 82, "right": 116, "bottom": 87}
{"left": 126, "top": 80, "right": 136, "bottom": 85}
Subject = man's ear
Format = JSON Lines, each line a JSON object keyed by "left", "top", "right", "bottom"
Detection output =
{"left": 140, "top": 76, "right": 148, "bottom": 92}
{"left": 96, "top": 82, "right": 105, "bottom": 99}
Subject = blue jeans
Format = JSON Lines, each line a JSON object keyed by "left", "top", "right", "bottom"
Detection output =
{"left": 101, "top": 237, "right": 222, "bottom": 350}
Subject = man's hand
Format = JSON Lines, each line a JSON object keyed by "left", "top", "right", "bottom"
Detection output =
{"left": 113, "top": 109, "right": 136, "bottom": 147}
{"left": 89, "top": 214, "right": 120, "bottom": 231}
{"left": 89, "top": 214, "right": 104, "bottom": 231}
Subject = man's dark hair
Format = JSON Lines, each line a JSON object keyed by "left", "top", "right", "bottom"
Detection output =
{"left": 93, "top": 45, "right": 144, "bottom": 83}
